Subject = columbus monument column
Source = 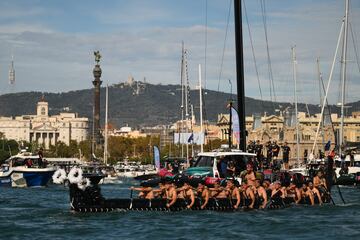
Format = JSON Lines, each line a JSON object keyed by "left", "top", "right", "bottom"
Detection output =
{"left": 92, "top": 51, "right": 102, "bottom": 147}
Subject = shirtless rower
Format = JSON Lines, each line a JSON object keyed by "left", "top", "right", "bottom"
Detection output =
{"left": 226, "top": 179, "right": 241, "bottom": 209}
{"left": 300, "top": 183, "right": 315, "bottom": 205}
{"left": 165, "top": 180, "right": 177, "bottom": 208}
{"left": 197, "top": 182, "right": 210, "bottom": 209}
{"left": 271, "top": 181, "right": 286, "bottom": 199}
{"left": 307, "top": 181, "right": 323, "bottom": 205}
{"left": 255, "top": 179, "right": 268, "bottom": 209}
{"left": 209, "top": 181, "right": 228, "bottom": 198}
{"left": 240, "top": 183, "right": 255, "bottom": 209}
{"left": 286, "top": 182, "right": 301, "bottom": 204}
{"left": 153, "top": 182, "right": 167, "bottom": 199}
{"left": 177, "top": 181, "right": 195, "bottom": 209}
{"left": 313, "top": 171, "right": 328, "bottom": 194}
{"left": 242, "top": 163, "right": 257, "bottom": 187}
{"left": 130, "top": 186, "right": 154, "bottom": 199}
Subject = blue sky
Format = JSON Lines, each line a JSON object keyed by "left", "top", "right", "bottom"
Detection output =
{"left": 0, "top": 0, "right": 359, "bottom": 105}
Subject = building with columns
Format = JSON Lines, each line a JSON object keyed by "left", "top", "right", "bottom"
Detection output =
{"left": 216, "top": 111, "right": 360, "bottom": 160}
{"left": 0, "top": 97, "right": 89, "bottom": 149}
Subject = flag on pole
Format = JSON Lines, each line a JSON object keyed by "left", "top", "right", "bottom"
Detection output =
{"left": 231, "top": 107, "right": 240, "bottom": 144}
{"left": 324, "top": 140, "right": 331, "bottom": 151}
{"left": 187, "top": 132, "right": 194, "bottom": 143}
{"left": 153, "top": 146, "right": 160, "bottom": 170}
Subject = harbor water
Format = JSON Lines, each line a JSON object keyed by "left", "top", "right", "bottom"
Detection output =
{"left": 1, "top": 181, "right": 360, "bottom": 240}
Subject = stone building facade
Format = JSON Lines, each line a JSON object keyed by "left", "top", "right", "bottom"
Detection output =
{"left": 0, "top": 98, "right": 88, "bottom": 149}
{"left": 217, "top": 111, "right": 360, "bottom": 160}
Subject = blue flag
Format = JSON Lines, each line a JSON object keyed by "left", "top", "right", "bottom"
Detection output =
{"left": 153, "top": 146, "right": 160, "bottom": 170}
{"left": 324, "top": 140, "right": 331, "bottom": 151}
{"left": 231, "top": 107, "right": 240, "bottom": 144}
{"left": 187, "top": 133, "right": 194, "bottom": 143}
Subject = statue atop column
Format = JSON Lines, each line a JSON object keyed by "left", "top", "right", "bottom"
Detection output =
{"left": 94, "top": 51, "right": 101, "bottom": 64}
{"left": 92, "top": 50, "right": 102, "bottom": 154}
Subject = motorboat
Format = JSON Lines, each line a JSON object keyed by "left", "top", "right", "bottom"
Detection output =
{"left": 0, "top": 150, "right": 55, "bottom": 187}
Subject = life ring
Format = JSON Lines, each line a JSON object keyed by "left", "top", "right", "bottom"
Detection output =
{"left": 52, "top": 169, "right": 67, "bottom": 184}
{"left": 68, "top": 167, "right": 83, "bottom": 184}
{"left": 77, "top": 178, "right": 91, "bottom": 191}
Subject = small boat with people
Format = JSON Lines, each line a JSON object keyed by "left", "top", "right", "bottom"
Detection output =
{"left": 0, "top": 149, "right": 55, "bottom": 187}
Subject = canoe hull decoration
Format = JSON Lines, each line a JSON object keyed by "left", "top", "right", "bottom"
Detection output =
{"left": 69, "top": 183, "right": 330, "bottom": 213}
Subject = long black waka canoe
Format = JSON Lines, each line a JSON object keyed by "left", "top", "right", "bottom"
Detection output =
{"left": 69, "top": 176, "right": 331, "bottom": 213}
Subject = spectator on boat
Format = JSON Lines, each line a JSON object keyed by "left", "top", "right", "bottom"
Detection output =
{"left": 325, "top": 150, "right": 335, "bottom": 191}
{"left": 37, "top": 148, "right": 44, "bottom": 168}
{"left": 304, "top": 149, "right": 308, "bottom": 164}
{"left": 271, "top": 141, "right": 280, "bottom": 171}
{"left": 255, "top": 140, "right": 264, "bottom": 167}
{"left": 177, "top": 181, "right": 195, "bottom": 209}
{"left": 226, "top": 161, "right": 236, "bottom": 177}
{"left": 339, "top": 165, "right": 349, "bottom": 175}
{"left": 350, "top": 150, "right": 355, "bottom": 167}
{"left": 25, "top": 159, "right": 33, "bottom": 168}
{"left": 266, "top": 141, "right": 273, "bottom": 163}
{"left": 226, "top": 179, "right": 241, "bottom": 209}
{"left": 219, "top": 156, "right": 228, "bottom": 178}
{"left": 340, "top": 153, "right": 346, "bottom": 169}
{"left": 197, "top": 182, "right": 210, "bottom": 209}
{"left": 281, "top": 142, "right": 291, "bottom": 170}
{"left": 247, "top": 140, "right": 256, "bottom": 153}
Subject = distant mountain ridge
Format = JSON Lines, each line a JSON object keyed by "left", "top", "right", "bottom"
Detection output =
{"left": 0, "top": 82, "right": 357, "bottom": 128}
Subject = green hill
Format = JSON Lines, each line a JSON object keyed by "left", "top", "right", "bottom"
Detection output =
{"left": 0, "top": 82, "right": 347, "bottom": 128}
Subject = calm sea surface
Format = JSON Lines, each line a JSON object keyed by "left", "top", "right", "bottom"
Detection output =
{"left": 1, "top": 180, "right": 359, "bottom": 240}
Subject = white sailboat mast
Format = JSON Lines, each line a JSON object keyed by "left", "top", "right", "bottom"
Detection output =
{"left": 339, "top": 0, "right": 349, "bottom": 155}
{"left": 292, "top": 46, "right": 300, "bottom": 166}
{"left": 199, "top": 64, "right": 204, "bottom": 153}
{"left": 104, "top": 84, "right": 109, "bottom": 165}
{"left": 317, "top": 57, "right": 325, "bottom": 146}
{"left": 185, "top": 49, "right": 189, "bottom": 164}
{"left": 180, "top": 42, "right": 185, "bottom": 158}
{"left": 311, "top": 21, "right": 344, "bottom": 157}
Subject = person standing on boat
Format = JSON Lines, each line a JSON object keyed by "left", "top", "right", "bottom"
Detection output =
{"left": 38, "top": 148, "right": 44, "bottom": 168}
{"left": 266, "top": 141, "right": 272, "bottom": 168}
{"left": 271, "top": 141, "right": 280, "bottom": 170}
{"left": 304, "top": 149, "right": 308, "bottom": 164}
{"left": 350, "top": 150, "right": 355, "bottom": 167}
{"left": 247, "top": 140, "right": 256, "bottom": 153}
{"left": 255, "top": 140, "right": 263, "bottom": 168}
{"left": 281, "top": 142, "right": 291, "bottom": 170}
{"left": 325, "top": 150, "right": 335, "bottom": 192}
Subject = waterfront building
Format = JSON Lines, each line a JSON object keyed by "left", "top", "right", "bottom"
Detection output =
{"left": 0, "top": 97, "right": 88, "bottom": 149}
{"left": 216, "top": 111, "right": 360, "bottom": 160}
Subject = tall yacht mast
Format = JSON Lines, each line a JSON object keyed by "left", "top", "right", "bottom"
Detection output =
{"left": 339, "top": 0, "right": 349, "bottom": 155}
{"left": 234, "top": 0, "right": 246, "bottom": 151}
{"left": 292, "top": 46, "right": 300, "bottom": 166}
{"left": 104, "top": 84, "right": 109, "bottom": 165}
